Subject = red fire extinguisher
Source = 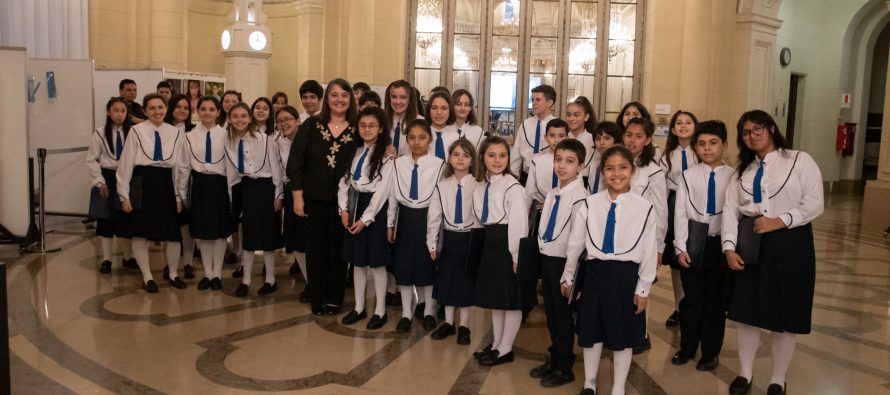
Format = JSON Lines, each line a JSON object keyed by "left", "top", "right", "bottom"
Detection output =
{"left": 835, "top": 123, "right": 855, "bottom": 157}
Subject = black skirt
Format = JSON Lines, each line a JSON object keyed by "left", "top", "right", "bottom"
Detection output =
{"left": 343, "top": 191, "right": 390, "bottom": 268}
{"left": 662, "top": 190, "right": 681, "bottom": 269}
{"left": 189, "top": 172, "right": 234, "bottom": 240}
{"left": 130, "top": 165, "right": 181, "bottom": 242}
{"left": 576, "top": 259, "right": 646, "bottom": 350}
{"left": 433, "top": 229, "right": 480, "bottom": 307}
{"left": 728, "top": 224, "right": 815, "bottom": 334}
{"left": 393, "top": 204, "right": 435, "bottom": 286}
{"left": 282, "top": 191, "right": 307, "bottom": 252}
{"left": 239, "top": 177, "right": 284, "bottom": 251}
{"left": 473, "top": 224, "right": 537, "bottom": 311}
{"left": 95, "top": 168, "right": 132, "bottom": 238}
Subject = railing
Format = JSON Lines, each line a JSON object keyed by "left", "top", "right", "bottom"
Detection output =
{"left": 24, "top": 147, "right": 87, "bottom": 253}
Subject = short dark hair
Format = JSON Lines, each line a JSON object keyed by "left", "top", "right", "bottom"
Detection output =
{"left": 405, "top": 118, "right": 433, "bottom": 138}
{"left": 156, "top": 81, "right": 172, "bottom": 91}
{"left": 593, "top": 121, "right": 624, "bottom": 143}
{"left": 545, "top": 118, "right": 569, "bottom": 134}
{"left": 693, "top": 120, "right": 728, "bottom": 145}
{"left": 142, "top": 93, "right": 165, "bottom": 109}
{"left": 352, "top": 82, "right": 371, "bottom": 92}
{"left": 531, "top": 84, "right": 556, "bottom": 102}
{"left": 299, "top": 80, "right": 324, "bottom": 98}
{"left": 359, "top": 91, "right": 382, "bottom": 107}
{"left": 555, "top": 138, "right": 586, "bottom": 164}
{"left": 119, "top": 79, "right": 136, "bottom": 91}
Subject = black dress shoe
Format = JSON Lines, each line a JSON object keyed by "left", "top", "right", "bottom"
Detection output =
{"left": 184, "top": 264, "right": 195, "bottom": 279}
{"left": 324, "top": 305, "right": 341, "bottom": 316}
{"left": 473, "top": 344, "right": 493, "bottom": 360}
{"left": 143, "top": 280, "right": 159, "bottom": 293}
{"left": 197, "top": 277, "right": 211, "bottom": 290}
{"left": 541, "top": 369, "right": 575, "bottom": 388}
{"left": 210, "top": 277, "right": 223, "bottom": 290}
{"left": 456, "top": 326, "right": 471, "bottom": 345}
{"left": 311, "top": 306, "right": 324, "bottom": 316}
{"left": 479, "top": 350, "right": 514, "bottom": 366}
{"left": 122, "top": 258, "right": 139, "bottom": 269}
{"left": 257, "top": 282, "right": 278, "bottom": 295}
{"left": 235, "top": 283, "right": 249, "bottom": 297}
{"left": 430, "top": 323, "right": 455, "bottom": 339}
{"left": 366, "top": 314, "right": 387, "bottom": 330}
{"left": 99, "top": 260, "right": 112, "bottom": 274}
{"left": 729, "top": 376, "right": 752, "bottom": 395}
{"left": 665, "top": 310, "right": 680, "bottom": 327}
{"left": 163, "top": 265, "right": 170, "bottom": 280}
{"left": 766, "top": 383, "right": 786, "bottom": 395}
{"left": 169, "top": 277, "right": 187, "bottom": 289}
{"left": 232, "top": 265, "right": 244, "bottom": 278}
{"left": 225, "top": 252, "right": 240, "bottom": 264}
{"left": 422, "top": 315, "right": 436, "bottom": 330}
{"left": 395, "top": 317, "right": 412, "bottom": 333}
{"left": 530, "top": 360, "right": 555, "bottom": 379}
{"left": 632, "top": 336, "right": 652, "bottom": 355}
{"left": 414, "top": 302, "right": 425, "bottom": 319}
{"left": 671, "top": 351, "right": 692, "bottom": 365}
{"left": 696, "top": 356, "right": 719, "bottom": 371}
{"left": 341, "top": 310, "right": 367, "bottom": 325}
{"left": 579, "top": 388, "right": 596, "bottom": 395}
{"left": 299, "top": 290, "right": 309, "bottom": 304}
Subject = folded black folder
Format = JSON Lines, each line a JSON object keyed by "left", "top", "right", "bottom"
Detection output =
{"left": 686, "top": 219, "right": 710, "bottom": 269}
{"left": 88, "top": 186, "right": 113, "bottom": 220}
{"left": 736, "top": 215, "right": 762, "bottom": 266}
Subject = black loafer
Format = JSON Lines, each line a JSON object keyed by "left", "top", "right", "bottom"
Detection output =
{"left": 341, "top": 310, "right": 367, "bottom": 325}
{"left": 579, "top": 388, "right": 596, "bottom": 395}
{"left": 169, "top": 277, "right": 187, "bottom": 289}
{"left": 143, "top": 280, "right": 159, "bottom": 293}
{"left": 184, "top": 264, "right": 195, "bottom": 279}
{"left": 395, "top": 317, "right": 412, "bottom": 333}
{"left": 413, "top": 302, "right": 426, "bottom": 319}
{"left": 430, "top": 323, "right": 455, "bottom": 339}
{"left": 366, "top": 314, "right": 387, "bottom": 330}
{"left": 99, "top": 260, "right": 112, "bottom": 274}
{"left": 163, "top": 265, "right": 171, "bottom": 280}
{"left": 122, "top": 258, "right": 139, "bottom": 269}
{"left": 232, "top": 266, "right": 244, "bottom": 278}
{"left": 671, "top": 351, "right": 692, "bottom": 365}
{"left": 210, "top": 277, "right": 223, "bottom": 290}
{"left": 632, "top": 336, "right": 651, "bottom": 355}
{"left": 235, "top": 283, "right": 249, "bottom": 297}
{"left": 456, "top": 326, "right": 471, "bottom": 345}
{"left": 422, "top": 315, "right": 436, "bottom": 330}
{"left": 665, "top": 310, "right": 680, "bottom": 327}
{"left": 696, "top": 356, "right": 719, "bottom": 371}
{"left": 541, "top": 369, "right": 575, "bottom": 388}
{"left": 299, "top": 290, "right": 309, "bottom": 303}
{"left": 311, "top": 306, "right": 324, "bottom": 316}
{"left": 729, "top": 376, "right": 752, "bottom": 395}
{"left": 324, "top": 305, "right": 340, "bottom": 316}
{"left": 530, "top": 360, "right": 555, "bottom": 379}
{"left": 197, "top": 277, "right": 211, "bottom": 290}
{"left": 766, "top": 383, "right": 786, "bottom": 395}
{"left": 479, "top": 350, "right": 514, "bottom": 366}
{"left": 257, "top": 282, "right": 278, "bottom": 296}
{"left": 473, "top": 344, "right": 493, "bottom": 360}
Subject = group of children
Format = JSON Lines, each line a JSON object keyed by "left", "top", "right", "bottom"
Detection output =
{"left": 88, "top": 78, "right": 821, "bottom": 395}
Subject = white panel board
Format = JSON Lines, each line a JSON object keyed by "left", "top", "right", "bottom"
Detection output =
{"left": 0, "top": 47, "right": 31, "bottom": 235}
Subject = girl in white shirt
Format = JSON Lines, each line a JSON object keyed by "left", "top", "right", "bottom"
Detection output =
{"left": 252, "top": 97, "right": 275, "bottom": 135}
{"left": 384, "top": 80, "right": 422, "bottom": 157}
{"left": 451, "top": 89, "right": 485, "bottom": 149}
{"left": 274, "top": 106, "right": 308, "bottom": 284}
{"left": 564, "top": 96, "right": 597, "bottom": 173}
{"left": 164, "top": 94, "right": 197, "bottom": 281}
{"left": 585, "top": 121, "right": 623, "bottom": 194}
{"left": 426, "top": 91, "right": 460, "bottom": 161}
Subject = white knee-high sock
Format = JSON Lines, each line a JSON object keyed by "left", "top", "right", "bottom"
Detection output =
{"left": 770, "top": 332, "right": 796, "bottom": 387}
{"left": 737, "top": 322, "right": 761, "bottom": 380}
{"left": 181, "top": 225, "right": 194, "bottom": 266}
{"left": 445, "top": 306, "right": 455, "bottom": 325}
{"left": 263, "top": 252, "right": 276, "bottom": 284}
{"left": 241, "top": 250, "right": 255, "bottom": 286}
{"left": 399, "top": 285, "right": 414, "bottom": 319}
{"left": 582, "top": 343, "right": 604, "bottom": 390}
{"left": 100, "top": 237, "right": 113, "bottom": 262}
{"left": 490, "top": 309, "right": 505, "bottom": 350}
{"left": 212, "top": 238, "right": 227, "bottom": 278}
{"left": 371, "top": 267, "right": 387, "bottom": 317}
{"left": 131, "top": 238, "right": 153, "bottom": 282}
{"left": 496, "top": 310, "right": 522, "bottom": 355}
{"left": 387, "top": 273, "right": 397, "bottom": 293}
{"left": 671, "top": 268, "right": 684, "bottom": 310}
{"left": 293, "top": 251, "right": 307, "bottom": 279}
{"left": 422, "top": 286, "right": 434, "bottom": 316}
{"left": 458, "top": 307, "right": 469, "bottom": 328}
{"left": 166, "top": 242, "right": 181, "bottom": 279}
{"left": 612, "top": 348, "right": 633, "bottom": 395}
{"left": 197, "top": 240, "right": 214, "bottom": 278}
{"left": 121, "top": 238, "right": 133, "bottom": 260}
{"left": 353, "top": 266, "right": 368, "bottom": 313}
{"left": 415, "top": 285, "right": 425, "bottom": 304}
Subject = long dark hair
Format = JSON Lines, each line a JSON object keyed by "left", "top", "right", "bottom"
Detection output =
{"left": 164, "top": 94, "right": 195, "bottom": 131}
{"left": 569, "top": 96, "right": 597, "bottom": 133}
{"left": 625, "top": 117, "right": 657, "bottom": 167}
{"left": 217, "top": 90, "right": 242, "bottom": 125}
{"left": 664, "top": 110, "right": 699, "bottom": 174}
{"left": 425, "top": 91, "right": 456, "bottom": 127}
{"left": 385, "top": 80, "right": 419, "bottom": 128}
{"left": 475, "top": 136, "right": 516, "bottom": 182}
{"left": 320, "top": 78, "right": 358, "bottom": 124}
{"left": 616, "top": 101, "right": 651, "bottom": 130}
{"left": 226, "top": 102, "right": 258, "bottom": 143}
{"left": 442, "top": 138, "right": 479, "bottom": 179}
{"left": 451, "top": 89, "right": 478, "bottom": 126}
{"left": 104, "top": 97, "right": 133, "bottom": 149}
{"left": 355, "top": 106, "right": 391, "bottom": 180}
{"left": 251, "top": 97, "right": 275, "bottom": 134}
{"left": 735, "top": 109, "right": 788, "bottom": 178}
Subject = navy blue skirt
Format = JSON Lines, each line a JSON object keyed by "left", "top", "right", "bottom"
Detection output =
{"left": 473, "top": 224, "right": 537, "bottom": 311}
{"left": 393, "top": 204, "right": 435, "bottom": 286}
{"left": 663, "top": 190, "right": 680, "bottom": 269}
{"left": 433, "top": 229, "right": 481, "bottom": 307}
{"left": 130, "top": 165, "right": 181, "bottom": 242}
{"left": 283, "top": 191, "right": 307, "bottom": 252}
{"left": 95, "top": 167, "right": 132, "bottom": 238}
{"left": 343, "top": 191, "right": 390, "bottom": 268}
{"left": 576, "top": 259, "right": 646, "bottom": 350}
{"left": 189, "top": 172, "right": 234, "bottom": 240}
{"left": 239, "top": 177, "right": 283, "bottom": 251}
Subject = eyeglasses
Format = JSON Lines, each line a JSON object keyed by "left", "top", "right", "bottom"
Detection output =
{"left": 358, "top": 123, "right": 380, "bottom": 130}
{"left": 742, "top": 124, "right": 767, "bottom": 138}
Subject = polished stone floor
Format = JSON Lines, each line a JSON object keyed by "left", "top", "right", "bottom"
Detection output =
{"left": 3, "top": 193, "right": 889, "bottom": 394}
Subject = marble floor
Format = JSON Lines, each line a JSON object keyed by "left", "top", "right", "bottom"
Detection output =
{"left": 3, "top": 192, "right": 889, "bottom": 394}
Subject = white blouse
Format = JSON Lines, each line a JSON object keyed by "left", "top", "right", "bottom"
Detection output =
{"left": 389, "top": 114, "right": 426, "bottom": 157}
{"left": 178, "top": 123, "right": 230, "bottom": 200}
{"left": 473, "top": 173, "right": 528, "bottom": 263}
{"left": 116, "top": 121, "right": 187, "bottom": 202}
{"left": 86, "top": 127, "right": 125, "bottom": 186}
{"left": 524, "top": 152, "right": 557, "bottom": 210}
{"left": 537, "top": 178, "right": 589, "bottom": 258}
{"left": 387, "top": 153, "right": 445, "bottom": 226}
{"left": 337, "top": 145, "right": 395, "bottom": 225}
{"left": 456, "top": 123, "right": 485, "bottom": 149}
{"left": 224, "top": 131, "right": 284, "bottom": 198}
{"left": 659, "top": 145, "right": 699, "bottom": 191}
{"left": 721, "top": 149, "right": 824, "bottom": 252}
{"left": 426, "top": 174, "right": 482, "bottom": 252}
{"left": 272, "top": 131, "right": 293, "bottom": 174}
{"left": 510, "top": 114, "right": 556, "bottom": 175}
{"left": 562, "top": 191, "right": 658, "bottom": 297}
{"left": 673, "top": 163, "right": 735, "bottom": 254}
{"left": 631, "top": 160, "right": 669, "bottom": 253}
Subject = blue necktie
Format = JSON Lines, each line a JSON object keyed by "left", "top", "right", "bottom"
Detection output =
{"left": 353, "top": 148, "right": 368, "bottom": 181}
{"left": 409, "top": 163, "right": 419, "bottom": 200}
{"left": 153, "top": 131, "right": 162, "bottom": 160}
{"left": 435, "top": 131, "right": 445, "bottom": 159}
{"left": 681, "top": 150, "right": 688, "bottom": 172}
{"left": 455, "top": 184, "right": 463, "bottom": 224}
{"left": 533, "top": 120, "right": 541, "bottom": 153}
{"left": 205, "top": 131, "right": 212, "bottom": 163}
{"left": 457, "top": 128, "right": 462, "bottom": 137}
{"left": 481, "top": 183, "right": 490, "bottom": 222}
{"left": 602, "top": 202, "right": 617, "bottom": 253}
{"left": 542, "top": 195, "right": 560, "bottom": 241}
{"left": 592, "top": 171, "right": 600, "bottom": 193}
{"left": 393, "top": 122, "right": 401, "bottom": 151}
{"left": 237, "top": 139, "right": 245, "bottom": 173}
{"left": 707, "top": 171, "right": 717, "bottom": 214}
{"left": 115, "top": 130, "right": 123, "bottom": 160}
{"left": 551, "top": 170, "right": 558, "bottom": 189}
{"left": 753, "top": 161, "right": 764, "bottom": 203}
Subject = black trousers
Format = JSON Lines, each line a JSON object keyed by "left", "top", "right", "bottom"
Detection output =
{"left": 304, "top": 198, "right": 347, "bottom": 308}
{"left": 678, "top": 236, "right": 729, "bottom": 360}
{"left": 541, "top": 254, "right": 575, "bottom": 370}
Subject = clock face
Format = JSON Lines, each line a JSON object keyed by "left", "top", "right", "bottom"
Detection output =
{"left": 780, "top": 47, "right": 791, "bottom": 67}
{"left": 249, "top": 31, "right": 267, "bottom": 51}
{"left": 221, "top": 30, "right": 231, "bottom": 50}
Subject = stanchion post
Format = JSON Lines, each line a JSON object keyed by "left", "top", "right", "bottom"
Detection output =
{"left": 26, "top": 149, "right": 59, "bottom": 253}
{"left": 0, "top": 262, "right": 10, "bottom": 394}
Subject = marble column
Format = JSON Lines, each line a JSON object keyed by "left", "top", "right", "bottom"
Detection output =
{"left": 150, "top": 0, "right": 187, "bottom": 69}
